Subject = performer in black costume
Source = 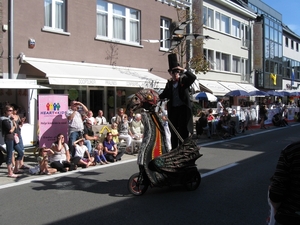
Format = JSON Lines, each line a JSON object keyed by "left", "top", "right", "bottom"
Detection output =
{"left": 159, "top": 53, "right": 196, "bottom": 149}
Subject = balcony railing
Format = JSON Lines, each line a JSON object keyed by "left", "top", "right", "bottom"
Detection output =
{"left": 156, "top": 0, "right": 191, "bottom": 9}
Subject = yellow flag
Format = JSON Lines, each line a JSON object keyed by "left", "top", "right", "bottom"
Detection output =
{"left": 270, "top": 73, "right": 277, "bottom": 85}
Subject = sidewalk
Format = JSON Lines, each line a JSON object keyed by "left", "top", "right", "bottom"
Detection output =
{"left": 0, "top": 120, "right": 298, "bottom": 187}
{"left": 192, "top": 119, "right": 293, "bottom": 144}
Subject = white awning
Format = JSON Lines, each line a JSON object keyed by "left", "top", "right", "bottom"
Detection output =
{"left": 0, "top": 79, "right": 50, "bottom": 89}
{"left": 199, "top": 80, "right": 230, "bottom": 96}
{"left": 219, "top": 82, "right": 245, "bottom": 91}
{"left": 236, "top": 83, "right": 259, "bottom": 92}
{"left": 23, "top": 57, "right": 166, "bottom": 89}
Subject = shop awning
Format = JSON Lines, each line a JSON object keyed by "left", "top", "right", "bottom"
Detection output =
{"left": 23, "top": 57, "right": 166, "bottom": 89}
{"left": 0, "top": 79, "right": 50, "bottom": 89}
{"left": 199, "top": 80, "right": 230, "bottom": 96}
{"left": 219, "top": 82, "right": 246, "bottom": 91}
{"left": 236, "top": 83, "right": 259, "bottom": 92}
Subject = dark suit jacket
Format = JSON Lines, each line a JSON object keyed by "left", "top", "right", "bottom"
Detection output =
{"left": 159, "top": 70, "right": 196, "bottom": 134}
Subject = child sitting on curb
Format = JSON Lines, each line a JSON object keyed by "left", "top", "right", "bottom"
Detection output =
{"left": 37, "top": 147, "right": 57, "bottom": 175}
{"left": 93, "top": 142, "right": 110, "bottom": 165}
{"left": 73, "top": 138, "right": 95, "bottom": 168}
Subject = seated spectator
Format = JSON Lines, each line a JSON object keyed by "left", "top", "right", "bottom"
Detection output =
{"left": 115, "top": 107, "right": 124, "bottom": 125}
{"left": 196, "top": 111, "right": 210, "bottom": 138}
{"left": 127, "top": 109, "right": 134, "bottom": 124}
{"left": 86, "top": 110, "right": 96, "bottom": 125}
{"left": 130, "top": 113, "right": 144, "bottom": 140}
{"left": 110, "top": 122, "right": 119, "bottom": 143}
{"left": 207, "top": 108, "right": 215, "bottom": 122}
{"left": 50, "top": 134, "right": 76, "bottom": 172}
{"left": 118, "top": 114, "right": 132, "bottom": 153}
{"left": 73, "top": 138, "right": 95, "bottom": 168}
{"left": 95, "top": 110, "right": 107, "bottom": 125}
{"left": 93, "top": 142, "right": 109, "bottom": 165}
{"left": 103, "top": 132, "right": 124, "bottom": 162}
{"left": 272, "top": 113, "right": 288, "bottom": 127}
{"left": 83, "top": 120, "right": 98, "bottom": 153}
{"left": 37, "top": 147, "right": 57, "bottom": 175}
{"left": 217, "top": 110, "right": 235, "bottom": 138}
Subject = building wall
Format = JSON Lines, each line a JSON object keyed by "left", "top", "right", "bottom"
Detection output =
{"left": 283, "top": 33, "right": 300, "bottom": 59}
{"left": 0, "top": 0, "right": 184, "bottom": 80}
{"left": 199, "top": 0, "right": 256, "bottom": 83}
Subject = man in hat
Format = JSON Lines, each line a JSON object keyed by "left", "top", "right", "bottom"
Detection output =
{"left": 159, "top": 54, "right": 196, "bottom": 150}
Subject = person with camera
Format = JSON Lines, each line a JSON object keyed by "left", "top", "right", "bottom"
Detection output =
{"left": 159, "top": 54, "right": 196, "bottom": 149}
{"left": 65, "top": 100, "right": 88, "bottom": 156}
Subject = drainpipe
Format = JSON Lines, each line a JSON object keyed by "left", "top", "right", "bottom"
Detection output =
{"left": 8, "top": 0, "right": 13, "bottom": 79}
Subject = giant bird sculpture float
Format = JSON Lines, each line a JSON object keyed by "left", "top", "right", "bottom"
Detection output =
{"left": 127, "top": 88, "right": 202, "bottom": 196}
{"left": 142, "top": 19, "right": 216, "bottom": 52}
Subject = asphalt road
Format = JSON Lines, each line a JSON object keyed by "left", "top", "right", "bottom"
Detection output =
{"left": 1, "top": 124, "right": 299, "bottom": 225}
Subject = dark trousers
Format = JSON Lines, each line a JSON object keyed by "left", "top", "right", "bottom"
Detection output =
{"left": 50, "top": 160, "right": 74, "bottom": 172}
{"left": 105, "top": 152, "right": 124, "bottom": 162}
{"left": 168, "top": 105, "right": 189, "bottom": 149}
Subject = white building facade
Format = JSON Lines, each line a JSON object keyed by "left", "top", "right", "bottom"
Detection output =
{"left": 197, "top": 0, "right": 257, "bottom": 96}
{"left": 282, "top": 25, "right": 300, "bottom": 91}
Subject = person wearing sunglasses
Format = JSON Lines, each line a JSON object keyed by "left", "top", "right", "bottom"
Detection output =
{"left": 1, "top": 105, "right": 24, "bottom": 178}
{"left": 159, "top": 55, "right": 196, "bottom": 150}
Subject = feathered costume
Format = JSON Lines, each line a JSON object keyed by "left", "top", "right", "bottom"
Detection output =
{"left": 127, "top": 89, "right": 202, "bottom": 186}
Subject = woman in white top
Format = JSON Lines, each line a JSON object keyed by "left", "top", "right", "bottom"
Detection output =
{"left": 50, "top": 133, "right": 75, "bottom": 172}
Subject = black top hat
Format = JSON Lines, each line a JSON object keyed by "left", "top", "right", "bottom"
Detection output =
{"left": 168, "top": 53, "right": 179, "bottom": 71}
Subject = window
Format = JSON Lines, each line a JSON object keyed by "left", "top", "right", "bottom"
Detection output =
{"left": 203, "top": 48, "right": 215, "bottom": 70}
{"left": 96, "top": 0, "right": 140, "bottom": 44}
{"left": 207, "top": 8, "right": 214, "bottom": 29}
{"left": 221, "top": 53, "right": 230, "bottom": 71}
{"left": 232, "top": 19, "right": 240, "bottom": 38}
{"left": 232, "top": 56, "right": 240, "bottom": 73}
{"left": 216, "top": 12, "right": 230, "bottom": 34}
{"left": 203, "top": 6, "right": 214, "bottom": 29}
{"left": 216, "top": 52, "right": 221, "bottom": 70}
{"left": 296, "top": 43, "right": 299, "bottom": 52}
{"left": 241, "top": 24, "right": 249, "bottom": 47}
{"left": 207, "top": 49, "right": 214, "bottom": 70}
{"left": 160, "top": 17, "right": 171, "bottom": 49}
{"left": 216, "top": 52, "right": 230, "bottom": 72}
{"left": 241, "top": 59, "right": 248, "bottom": 81}
{"left": 44, "top": 0, "right": 66, "bottom": 31}
{"left": 291, "top": 40, "right": 294, "bottom": 49}
{"left": 285, "top": 37, "right": 289, "bottom": 47}
{"left": 221, "top": 14, "right": 230, "bottom": 34}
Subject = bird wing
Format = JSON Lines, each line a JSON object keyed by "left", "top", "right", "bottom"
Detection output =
{"left": 141, "top": 39, "right": 165, "bottom": 43}
{"left": 172, "top": 19, "right": 192, "bottom": 35}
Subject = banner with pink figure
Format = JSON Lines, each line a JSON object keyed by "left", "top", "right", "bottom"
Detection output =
{"left": 38, "top": 94, "right": 68, "bottom": 148}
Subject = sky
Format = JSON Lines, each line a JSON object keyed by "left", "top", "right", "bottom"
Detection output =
{"left": 262, "top": 0, "right": 300, "bottom": 36}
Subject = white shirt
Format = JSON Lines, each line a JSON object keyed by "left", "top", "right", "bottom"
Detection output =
{"left": 96, "top": 116, "right": 107, "bottom": 125}
{"left": 74, "top": 144, "right": 88, "bottom": 158}
{"left": 65, "top": 109, "right": 84, "bottom": 132}
{"left": 87, "top": 117, "right": 96, "bottom": 125}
